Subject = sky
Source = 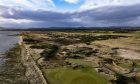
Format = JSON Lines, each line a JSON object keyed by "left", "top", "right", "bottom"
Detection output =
{"left": 0, "top": 0, "right": 140, "bottom": 28}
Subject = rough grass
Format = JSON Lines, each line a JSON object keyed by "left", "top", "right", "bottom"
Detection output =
{"left": 43, "top": 67, "right": 109, "bottom": 84}
{"left": 65, "top": 59, "right": 97, "bottom": 67}
{"left": 133, "top": 31, "right": 140, "bottom": 38}
{"left": 117, "top": 62, "right": 132, "bottom": 69}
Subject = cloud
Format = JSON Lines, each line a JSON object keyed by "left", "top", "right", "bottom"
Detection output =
{"left": 0, "top": 0, "right": 55, "bottom": 10}
{"left": 0, "top": 3, "right": 140, "bottom": 28}
{"left": 77, "top": 4, "right": 140, "bottom": 26}
{"left": 1, "top": 0, "right": 140, "bottom": 12}
{"left": 79, "top": 0, "right": 140, "bottom": 11}
{"left": 64, "top": 0, "right": 80, "bottom": 4}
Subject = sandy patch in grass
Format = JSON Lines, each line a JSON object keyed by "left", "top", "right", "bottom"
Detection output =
{"left": 118, "top": 49, "right": 140, "bottom": 60}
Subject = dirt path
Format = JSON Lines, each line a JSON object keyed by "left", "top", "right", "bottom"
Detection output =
{"left": 118, "top": 49, "right": 140, "bottom": 60}
{"left": 19, "top": 36, "right": 48, "bottom": 84}
{"left": 18, "top": 35, "right": 23, "bottom": 45}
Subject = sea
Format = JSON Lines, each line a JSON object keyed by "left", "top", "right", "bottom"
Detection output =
{"left": 0, "top": 31, "right": 19, "bottom": 68}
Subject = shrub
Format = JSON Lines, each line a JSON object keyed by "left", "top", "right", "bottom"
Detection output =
{"left": 23, "top": 38, "right": 41, "bottom": 44}
{"left": 30, "top": 43, "right": 51, "bottom": 49}
{"left": 40, "top": 45, "right": 58, "bottom": 60}
{"left": 63, "top": 47, "right": 95, "bottom": 59}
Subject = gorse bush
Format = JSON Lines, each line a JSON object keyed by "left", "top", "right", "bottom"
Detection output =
{"left": 63, "top": 47, "right": 96, "bottom": 59}
{"left": 30, "top": 43, "right": 52, "bottom": 49}
{"left": 40, "top": 44, "right": 58, "bottom": 60}
{"left": 23, "top": 38, "right": 41, "bottom": 44}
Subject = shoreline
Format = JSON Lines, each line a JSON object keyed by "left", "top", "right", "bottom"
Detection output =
{"left": 0, "top": 33, "right": 30, "bottom": 83}
{"left": 0, "top": 34, "right": 47, "bottom": 84}
{"left": 0, "top": 44, "right": 30, "bottom": 83}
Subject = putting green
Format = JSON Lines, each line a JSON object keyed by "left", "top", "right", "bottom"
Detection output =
{"left": 71, "top": 75, "right": 97, "bottom": 84}
{"left": 43, "top": 68, "right": 109, "bottom": 84}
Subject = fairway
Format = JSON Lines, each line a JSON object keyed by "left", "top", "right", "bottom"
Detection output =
{"left": 43, "top": 68, "right": 109, "bottom": 84}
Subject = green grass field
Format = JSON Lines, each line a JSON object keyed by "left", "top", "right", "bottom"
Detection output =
{"left": 43, "top": 67, "right": 109, "bottom": 84}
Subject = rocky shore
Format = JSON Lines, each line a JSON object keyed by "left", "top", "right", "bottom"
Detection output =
{"left": 0, "top": 45, "right": 30, "bottom": 84}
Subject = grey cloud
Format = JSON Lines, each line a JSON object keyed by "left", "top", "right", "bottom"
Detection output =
{"left": 0, "top": 4, "right": 140, "bottom": 27}
{"left": 78, "top": 4, "right": 140, "bottom": 21}
{"left": 1, "top": 10, "right": 71, "bottom": 21}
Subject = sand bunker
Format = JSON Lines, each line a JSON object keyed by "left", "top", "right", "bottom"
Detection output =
{"left": 118, "top": 49, "right": 140, "bottom": 60}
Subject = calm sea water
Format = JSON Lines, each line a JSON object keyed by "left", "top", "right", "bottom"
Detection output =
{"left": 0, "top": 31, "right": 19, "bottom": 66}
{"left": 0, "top": 31, "right": 29, "bottom": 83}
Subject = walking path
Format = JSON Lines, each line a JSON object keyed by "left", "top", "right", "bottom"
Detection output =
{"left": 19, "top": 36, "right": 48, "bottom": 84}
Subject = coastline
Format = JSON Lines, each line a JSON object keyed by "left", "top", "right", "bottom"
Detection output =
{"left": 0, "top": 32, "right": 30, "bottom": 83}
{"left": 0, "top": 44, "right": 29, "bottom": 83}
{"left": 0, "top": 34, "right": 48, "bottom": 84}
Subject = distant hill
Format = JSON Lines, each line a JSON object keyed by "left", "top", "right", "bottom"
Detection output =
{"left": 0, "top": 27, "right": 140, "bottom": 31}
{"left": 0, "top": 27, "right": 5, "bottom": 30}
